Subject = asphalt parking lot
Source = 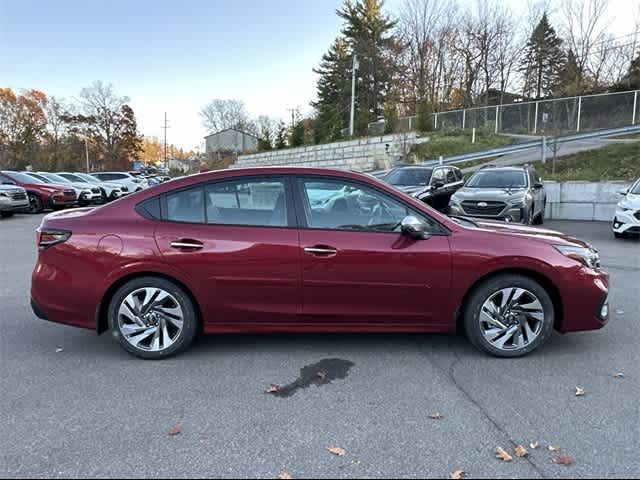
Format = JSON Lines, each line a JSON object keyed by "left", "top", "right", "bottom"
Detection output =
{"left": 1, "top": 214, "right": 638, "bottom": 479}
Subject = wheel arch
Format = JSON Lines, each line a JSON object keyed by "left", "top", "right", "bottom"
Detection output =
{"left": 455, "top": 267, "right": 564, "bottom": 334}
{"left": 96, "top": 271, "right": 204, "bottom": 335}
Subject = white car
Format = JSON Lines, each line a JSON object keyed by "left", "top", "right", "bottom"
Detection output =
{"left": 59, "top": 172, "right": 124, "bottom": 201}
{"left": 91, "top": 172, "right": 149, "bottom": 193}
{"left": 32, "top": 172, "right": 104, "bottom": 206}
{"left": 613, "top": 178, "right": 640, "bottom": 238}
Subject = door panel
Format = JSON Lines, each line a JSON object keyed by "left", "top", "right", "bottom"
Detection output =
{"left": 300, "top": 230, "right": 452, "bottom": 325}
{"left": 155, "top": 223, "right": 301, "bottom": 325}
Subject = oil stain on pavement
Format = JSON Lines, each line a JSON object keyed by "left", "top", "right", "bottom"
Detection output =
{"left": 270, "top": 358, "right": 355, "bottom": 398}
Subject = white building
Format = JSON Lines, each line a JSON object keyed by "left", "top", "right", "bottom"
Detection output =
{"left": 205, "top": 128, "right": 259, "bottom": 156}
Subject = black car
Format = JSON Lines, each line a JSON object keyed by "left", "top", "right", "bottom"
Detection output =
{"left": 382, "top": 166, "right": 465, "bottom": 212}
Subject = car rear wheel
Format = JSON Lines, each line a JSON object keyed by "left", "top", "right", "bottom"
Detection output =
{"left": 463, "top": 274, "right": 554, "bottom": 358}
{"left": 28, "top": 194, "right": 43, "bottom": 214}
{"left": 108, "top": 277, "right": 198, "bottom": 359}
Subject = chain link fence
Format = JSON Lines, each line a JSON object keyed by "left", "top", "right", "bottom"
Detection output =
{"left": 368, "top": 90, "right": 640, "bottom": 136}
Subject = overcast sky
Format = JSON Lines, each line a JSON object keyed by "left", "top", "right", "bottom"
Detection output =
{"left": 1, "top": 0, "right": 638, "bottom": 150}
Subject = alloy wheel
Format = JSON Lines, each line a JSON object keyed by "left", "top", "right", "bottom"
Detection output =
{"left": 117, "top": 287, "right": 184, "bottom": 352}
{"left": 479, "top": 287, "right": 545, "bottom": 352}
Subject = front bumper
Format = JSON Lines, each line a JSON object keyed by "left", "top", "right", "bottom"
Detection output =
{"left": 559, "top": 267, "right": 610, "bottom": 333}
{"left": 0, "top": 199, "right": 30, "bottom": 212}
{"left": 613, "top": 209, "right": 640, "bottom": 234}
{"left": 449, "top": 204, "right": 526, "bottom": 223}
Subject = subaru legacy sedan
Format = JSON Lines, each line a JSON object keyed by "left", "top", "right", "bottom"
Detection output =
{"left": 31, "top": 167, "right": 609, "bottom": 359}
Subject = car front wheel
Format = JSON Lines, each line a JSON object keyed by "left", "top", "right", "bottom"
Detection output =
{"left": 463, "top": 274, "right": 555, "bottom": 357}
{"left": 28, "top": 194, "right": 43, "bottom": 214}
{"left": 108, "top": 277, "right": 198, "bottom": 359}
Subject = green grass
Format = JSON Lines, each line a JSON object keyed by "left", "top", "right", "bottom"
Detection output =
{"left": 410, "top": 130, "right": 512, "bottom": 164}
{"left": 537, "top": 141, "right": 640, "bottom": 181}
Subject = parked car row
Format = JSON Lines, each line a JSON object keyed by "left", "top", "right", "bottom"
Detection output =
{"left": 0, "top": 170, "right": 153, "bottom": 215}
{"left": 381, "top": 164, "right": 547, "bottom": 225}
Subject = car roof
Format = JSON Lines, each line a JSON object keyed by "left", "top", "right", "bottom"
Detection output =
{"left": 477, "top": 166, "right": 531, "bottom": 172}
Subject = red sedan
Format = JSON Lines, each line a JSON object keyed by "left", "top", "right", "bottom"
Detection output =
{"left": 31, "top": 167, "right": 609, "bottom": 359}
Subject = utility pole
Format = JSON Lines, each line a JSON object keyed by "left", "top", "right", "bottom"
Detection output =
{"left": 349, "top": 54, "right": 359, "bottom": 138}
{"left": 162, "top": 113, "right": 170, "bottom": 172}
{"left": 286, "top": 108, "right": 298, "bottom": 130}
{"left": 83, "top": 127, "right": 90, "bottom": 173}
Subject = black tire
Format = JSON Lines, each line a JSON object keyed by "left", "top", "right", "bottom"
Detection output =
{"left": 28, "top": 193, "right": 43, "bottom": 214}
{"left": 614, "top": 232, "right": 626, "bottom": 239}
{"left": 463, "top": 274, "right": 555, "bottom": 358}
{"left": 532, "top": 203, "right": 545, "bottom": 225}
{"left": 108, "top": 276, "right": 198, "bottom": 360}
{"left": 1, "top": 211, "right": 14, "bottom": 218}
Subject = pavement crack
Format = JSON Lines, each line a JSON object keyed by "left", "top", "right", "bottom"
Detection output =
{"left": 425, "top": 347, "right": 548, "bottom": 480}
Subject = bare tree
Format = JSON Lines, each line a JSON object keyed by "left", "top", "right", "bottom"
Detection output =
{"left": 561, "top": 0, "right": 610, "bottom": 89}
{"left": 200, "top": 99, "right": 251, "bottom": 133}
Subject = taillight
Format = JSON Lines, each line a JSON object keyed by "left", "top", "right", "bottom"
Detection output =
{"left": 36, "top": 229, "right": 71, "bottom": 250}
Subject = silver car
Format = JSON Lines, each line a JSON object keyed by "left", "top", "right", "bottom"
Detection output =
{"left": 0, "top": 183, "right": 29, "bottom": 218}
{"left": 449, "top": 166, "right": 547, "bottom": 225}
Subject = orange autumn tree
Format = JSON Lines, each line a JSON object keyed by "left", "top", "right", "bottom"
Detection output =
{"left": 0, "top": 88, "right": 48, "bottom": 169}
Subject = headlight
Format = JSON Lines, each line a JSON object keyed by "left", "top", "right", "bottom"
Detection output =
{"left": 555, "top": 245, "right": 600, "bottom": 269}
{"left": 509, "top": 196, "right": 529, "bottom": 207}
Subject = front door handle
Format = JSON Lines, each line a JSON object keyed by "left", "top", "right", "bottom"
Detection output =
{"left": 170, "top": 239, "right": 204, "bottom": 250}
{"left": 304, "top": 246, "right": 338, "bottom": 256}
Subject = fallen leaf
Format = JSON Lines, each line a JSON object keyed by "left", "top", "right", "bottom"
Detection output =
{"left": 429, "top": 413, "right": 444, "bottom": 420}
{"left": 168, "top": 424, "right": 182, "bottom": 436}
{"left": 265, "top": 385, "right": 281, "bottom": 394}
{"left": 530, "top": 442, "right": 540, "bottom": 450}
{"left": 552, "top": 455, "right": 573, "bottom": 466}
{"left": 327, "top": 446, "right": 346, "bottom": 457}
{"left": 450, "top": 470, "right": 465, "bottom": 479}
{"left": 615, "top": 309, "right": 625, "bottom": 315}
{"left": 613, "top": 373, "right": 624, "bottom": 379}
{"left": 547, "top": 445, "right": 561, "bottom": 452}
{"left": 277, "top": 472, "right": 292, "bottom": 479}
{"left": 55, "top": 348, "right": 63, "bottom": 353}
{"left": 495, "top": 447, "right": 513, "bottom": 462}
{"left": 515, "top": 445, "right": 529, "bottom": 458}
{"left": 317, "top": 371, "right": 327, "bottom": 382}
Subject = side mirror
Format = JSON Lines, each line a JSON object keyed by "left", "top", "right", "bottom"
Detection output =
{"left": 401, "top": 216, "right": 431, "bottom": 240}
{"left": 534, "top": 182, "right": 544, "bottom": 189}
{"left": 433, "top": 181, "right": 445, "bottom": 189}
{"left": 619, "top": 188, "right": 629, "bottom": 196}
{"left": 2, "top": 181, "right": 16, "bottom": 186}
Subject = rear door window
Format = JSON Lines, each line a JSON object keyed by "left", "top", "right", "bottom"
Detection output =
{"left": 206, "top": 178, "right": 287, "bottom": 227}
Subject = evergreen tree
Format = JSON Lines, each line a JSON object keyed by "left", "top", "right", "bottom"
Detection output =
{"left": 312, "top": 37, "right": 352, "bottom": 143}
{"left": 519, "top": 13, "right": 565, "bottom": 99}
{"left": 289, "top": 119, "right": 306, "bottom": 147}
{"left": 555, "top": 50, "right": 583, "bottom": 97}
{"left": 274, "top": 121, "right": 288, "bottom": 149}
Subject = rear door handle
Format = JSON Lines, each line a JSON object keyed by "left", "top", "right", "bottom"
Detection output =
{"left": 304, "top": 246, "right": 338, "bottom": 256}
{"left": 170, "top": 239, "right": 204, "bottom": 250}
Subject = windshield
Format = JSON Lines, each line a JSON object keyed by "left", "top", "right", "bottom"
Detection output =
{"left": 39, "top": 173, "right": 71, "bottom": 184}
{"left": 60, "top": 173, "right": 87, "bottom": 183}
{"left": 4, "top": 171, "right": 46, "bottom": 184}
{"left": 76, "top": 173, "right": 100, "bottom": 183}
{"left": 384, "top": 168, "right": 433, "bottom": 186}
{"left": 466, "top": 171, "right": 527, "bottom": 189}
{"left": 26, "top": 173, "right": 52, "bottom": 183}
{"left": 631, "top": 180, "right": 640, "bottom": 195}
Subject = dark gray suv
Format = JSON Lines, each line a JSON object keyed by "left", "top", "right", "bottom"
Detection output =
{"left": 448, "top": 165, "right": 546, "bottom": 225}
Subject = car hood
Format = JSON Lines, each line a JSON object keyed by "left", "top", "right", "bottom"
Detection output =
{"left": 0, "top": 185, "right": 25, "bottom": 193}
{"left": 453, "top": 187, "right": 528, "bottom": 202}
{"left": 469, "top": 218, "right": 591, "bottom": 248}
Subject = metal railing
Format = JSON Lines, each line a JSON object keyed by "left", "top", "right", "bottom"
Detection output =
{"left": 369, "top": 90, "right": 640, "bottom": 137}
{"left": 420, "top": 124, "right": 640, "bottom": 167}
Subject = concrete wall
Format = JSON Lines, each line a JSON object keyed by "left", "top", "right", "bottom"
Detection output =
{"left": 233, "top": 133, "right": 417, "bottom": 171}
{"left": 544, "top": 181, "right": 630, "bottom": 221}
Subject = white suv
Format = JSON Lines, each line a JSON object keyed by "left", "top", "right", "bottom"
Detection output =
{"left": 91, "top": 172, "right": 148, "bottom": 193}
{"left": 613, "top": 178, "right": 640, "bottom": 238}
